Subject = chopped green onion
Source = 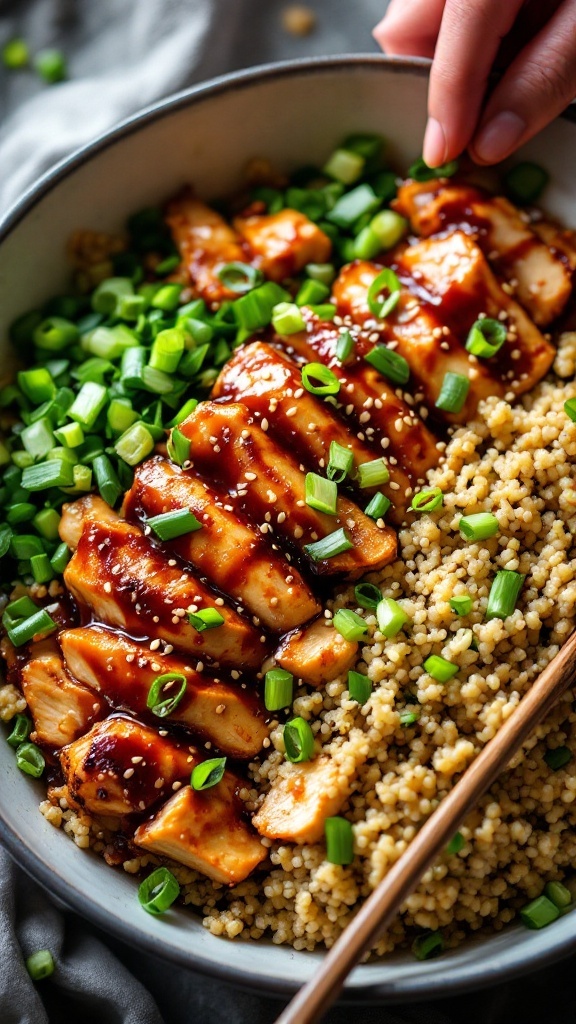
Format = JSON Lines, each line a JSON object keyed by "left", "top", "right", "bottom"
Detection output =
{"left": 305, "top": 473, "right": 338, "bottom": 515}
{"left": 304, "top": 527, "right": 353, "bottom": 562}
{"left": 21, "top": 460, "right": 74, "bottom": 491}
{"left": 92, "top": 454, "right": 123, "bottom": 507}
{"left": 8, "top": 609, "right": 57, "bottom": 647}
{"left": 435, "top": 372, "right": 470, "bottom": 414}
{"left": 399, "top": 707, "right": 420, "bottom": 727}
{"left": 191, "top": 756, "right": 227, "bottom": 790}
{"left": 364, "top": 492, "right": 392, "bottom": 520}
{"left": 301, "top": 362, "right": 340, "bottom": 397}
{"left": 504, "top": 161, "right": 549, "bottom": 205}
{"left": 5, "top": 596, "right": 39, "bottom": 621}
{"left": 217, "top": 262, "right": 262, "bottom": 293}
{"left": 544, "top": 747, "right": 572, "bottom": 772}
{"left": 188, "top": 608, "right": 225, "bottom": 632}
{"left": 115, "top": 422, "right": 155, "bottom": 466}
{"left": 33, "top": 316, "right": 78, "bottom": 352}
{"left": 21, "top": 417, "right": 56, "bottom": 460}
{"left": 107, "top": 400, "right": 138, "bottom": 435}
{"left": 53, "top": 421, "right": 84, "bottom": 448}
{"left": 234, "top": 282, "right": 290, "bottom": 332}
{"left": 364, "top": 343, "right": 409, "bottom": 385}
{"left": 264, "top": 668, "right": 294, "bottom": 711}
{"left": 6, "top": 714, "right": 33, "bottom": 748}
{"left": 409, "top": 156, "right": 458, "bottom": 181}
{"left": 34, "top": 48, "right": 67, "bottom": 84}
{"left": 6, "top": 503, "right": 36, "bottom": 526}
{"left": 168, "top": 398, "right": 198, "bottom": 428}
{"left": 411, "top": 930, "right": 445, "bottom": 960}
{"left": 376, "top": 597, "right": 410, "bottom": 638}
{"left": 366, "top": 269, "right": 402, "bottom": 320}
{"left": 347, "top": 670, "right": 372, "bottom": 705}
{"left": 520, "top": 895, "right": 560, "bottom": 930}
{"left": 33, "top": 508, "right": 61, "bottom": 541}
{"left": 564, "top": 399, "right": 576, "bottom": 423}
{"left": 283, "top": 717, "right": 314, "bottom": 763}
{"left": 333, "top": 608, "right": 368, "bottom": 642}
{"left": 323, "top": 148, "right": 364, "bottom": 185}
{"left": 68, "top": 381, "right": 107, "bottom": 430}
{"left": 155, "top": 254, "right": 181, "bottom": 276}
{"left": 306, "top": 263, "right": 336, "bottom": 286}
{"left": 327, "top": 184, "right": 380, "bottom": 229}
{"left": 167, "top": 428, "right": 191, "bottom": 467}
{"left": 149, "top": 328, "right": 185, "bottom": 374}
{"left": 485, "top": 570, "right": 525, "bottom": 620}
{"left": 15, "top": 741, "right": 45, "bottom": 777}
{"left": 354, "top": 582, "right": 382, "bottom": 610}
{"left": 9, "top": 534, "right": 44, "bottom": 560}
{"left": 325, "top": 816, "right": 354, "bottom": 865}
{"left": 409, "top": 487, "right": 443, "bottom": 513}
{"left": 459, "top": 513, "right": 499, "bottom": 542}
{"left": 449, "top": 594, "right": 473, "bottom": 616}
{"left": 296, "top": 279, "right": 331, "bottom": 307}
{"left": 50, "top": 542, "right": 71, "bottom": 574}
{"left": 343, "top": 132, "right": 384, "bottom": 164}
{"left": 465, "top": 318, "right": 507, "bottom": 358}
{"left": 335, "top": 330, "right": 354, "bottom": 364}
{"left": 0, "top": 525, "right": 12, "bottom": 559}
{"left": 446, "top": 831, "right": 465, "bottom": 855}
{"left": 327, "top": 441, "right": 353, "bottom": 483}
{"left": 141, "top": 366, "right": 175, "bottom": 395}
{"left": 150, "top": 283, "right": 183, "bottom": 312}
{"left": 353, "top": 226, "right": 382, "bottom": 261}
{"left": 138, "top": 867, "right": 180, "bottom": 915}
{"left": 18, "top": 368, "right": 55, "bottom": 404}
{"left": 370, "top": 210, "right": 408, "bottom": 250}
{"left": 147, "top": 508, "right": 202, "bottom": 541}
{"left": 2, "top": 38, "right": 29, "bottom": 69}
{"left": 356, "top": 457, "right": 390, "bottom": 489}
{"left": 146, "top": 672, "right": 187, "bottom": 717}
{"left": 544, "top": 881, "right": 572, "bottom": 909}
{"left": 272, "top": 302, "right": 306, "bottom": 336}
{"left": 91, "top": 277, "right": 133, "bottom": 315}
{"left": 423, "top": 654, "right": 459, "bottom": 682}
{"left": 26, "top": 950, "right": 55, "bottom": 981}
{"left": 30, "top": 554, "right": 55, "bottom": 584}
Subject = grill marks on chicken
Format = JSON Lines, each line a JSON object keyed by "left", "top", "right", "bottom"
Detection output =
{"left": 60, "top": 625, "right": 267, "bottom": 759}
{"left": 178, "top": 401, "right": 397, "bottom": 579}
{"left": 395, "top": 179, "right": 573, "bottom": 326}
{"left": 123, "top": 456, "right": 319, "bottom": 632}
{"left": 64, "top": 515, "right": 265, "bottom": 670}
{"left": 59, "top": 716, "right": 199, "bottom": 816}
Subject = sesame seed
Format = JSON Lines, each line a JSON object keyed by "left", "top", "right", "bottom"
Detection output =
{"left": 277, "top": 511, "right": 286, "bottom": 523}
{"left": 131, "top": 756, "right": 143, "bottom": 764}
{"left": 215, "top": 704, "right": 226, "bottom": 714}
{"left": 123, "top": 768, "right": 135, "bottom": 779}
{"left": 125, "top": 654, "right": 135, "bottom": 664}
{"left": 103, "top": 582, "right": 112, "bottom": 593}
{"left": 231, "top": 670, "right": 240, "bottom": 680}
{"left": 286, "top": 406, "right": 298, "bottom": 418}
{"left": 150, "top": 639, "right": 161, "bottom": 651}
{"left": 154, "top": 777, "right": 165, "bottom": 789}
{"left": 151, "top": 661, "right": 162, "bottom": 672}
{"left": 241, "top": 429, "right": 250, "bottom": 439}
{"left": 270, "top": 596, "right": 279, "bottom": 607}
{"left": 245, "top": 471, "right": 257, "bottom": 481}
{"left": 197, "top": 662, "right": 204, "bottom": 672}
{"left": 215, "top": 597, "right": 225, "bottom": 606}
{"left": 172, "top": 781, "right": 183, "bottom": 791}
{"left": 294, "top": 526, "right": 304, "bottom": 539}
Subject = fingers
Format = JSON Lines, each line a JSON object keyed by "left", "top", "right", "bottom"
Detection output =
{"left": 470, "top": 0, "right": 576, "bottom": 164}
{"left": 373, "top": 0, "right": 445, "bottom": 59}
{"left": 423, "top": 0, "right": 524, "bottom": 167}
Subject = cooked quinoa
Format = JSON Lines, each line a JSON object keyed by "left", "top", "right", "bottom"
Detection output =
{"left": 19, "top": 331, "right": 576, "bottom": 952}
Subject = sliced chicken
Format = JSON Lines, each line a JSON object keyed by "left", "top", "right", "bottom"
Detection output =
{"left": 165, "top": 189, "right": 249, "bottom": 305}
{"left": 394, "top": 179, "right": 573, "bottom": 326}
{"left": 59, "top": 494, "right": 120, "bottom": 550}
{"left": 60, "top": 625, "right": 267, "bottom": 759}
{"left": 134, "top": 779, "right": 267, "bottom": 884}
{"left": 212, "top": 340, "right": 414, "bottom": 509}
{"left": 177, "top": 401, "right": 397, "bottom": 579}
{"left": 59, "top": 717, "right": 198, "bottom": 816}
{"left": 63, "top": 515, "right": 265, "bottom": 671}
{"left": 233, "top": 208, "right": 331, "bottom": 282}
{"left": 281, "top": 318, "right": 441, "bottom": 496}
{"left": 253, "top": 756, "right": 352, "bottom": 844}
{"left": 332, "top": 260, "right": 504, "bottom": 420}
{"left": 532, "top": 219, "right": 576, "bottom": 272}
{"left": 397, "top": 233, "right": 555, "bottom": 395}
{"left": 21, "top": 641, "right": 104, "bottom": 748}
{"left": 274, "top": 617, "right": 358, "bottom": 689}
{"left": 123, "top": 456, "right": 319, "bottom": 632}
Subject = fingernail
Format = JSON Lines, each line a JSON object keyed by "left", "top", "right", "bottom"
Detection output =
{"left": 423, "top": 117, "right": 447, "bottom": 168}
{"left": 472, "top": 111, "right": 525, "bottom": 164}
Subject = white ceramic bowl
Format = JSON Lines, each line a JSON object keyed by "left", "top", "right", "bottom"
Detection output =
{"left": 1, "top": 56, "right": 576, "bottom": 1002}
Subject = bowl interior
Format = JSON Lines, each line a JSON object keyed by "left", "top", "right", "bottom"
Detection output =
{"left": 1, "top": 57, "right": 575, "bottom": 1000}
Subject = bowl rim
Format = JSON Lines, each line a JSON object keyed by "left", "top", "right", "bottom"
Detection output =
{"left": 1, "top": 53, "right": 576, "bottom": 1002}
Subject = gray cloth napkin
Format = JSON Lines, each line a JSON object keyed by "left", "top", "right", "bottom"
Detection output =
{"left": 1, "top": 2, "right": 575, "bottom": 1022}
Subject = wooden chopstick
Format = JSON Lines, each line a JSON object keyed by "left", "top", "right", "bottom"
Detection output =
{"left": 275, "top": 629, "right": 576, "bottom": 1024}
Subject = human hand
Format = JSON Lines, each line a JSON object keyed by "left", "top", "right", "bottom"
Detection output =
{"left": 373, "top": 0, "right": 576, "bottom": 167}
